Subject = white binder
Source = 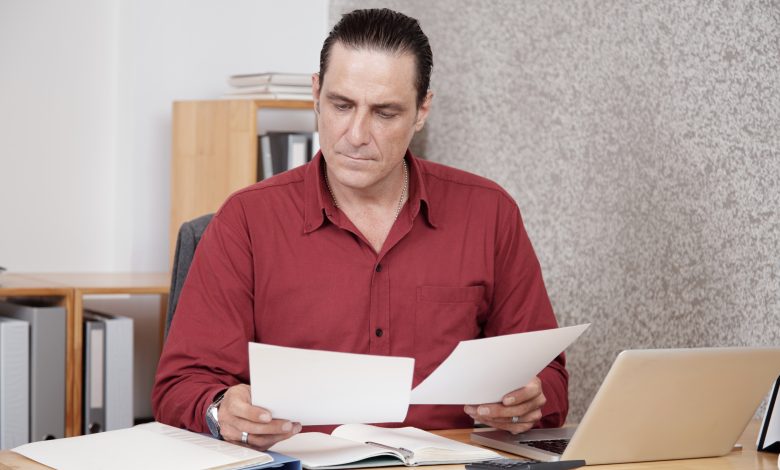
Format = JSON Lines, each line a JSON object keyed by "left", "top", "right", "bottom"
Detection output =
{"left": 83, "top": 317, "right": 105, "bottom": 434}
{"left": 0, "top": 317, "right": 29, "bottom": 449}
{"left": 0, "top": 299, "right": 66, "bottom": 441}
{"left": 84, "top": 311, "right": 134, "bottom": 432}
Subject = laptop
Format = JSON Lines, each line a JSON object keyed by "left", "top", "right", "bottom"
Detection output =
{"left": 471, "top": 347, "right": 780, "bottom": 465}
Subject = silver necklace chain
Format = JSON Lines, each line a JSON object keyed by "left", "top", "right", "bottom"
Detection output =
{"left": 324, "top": 159, "right": 409, "bottom": 220}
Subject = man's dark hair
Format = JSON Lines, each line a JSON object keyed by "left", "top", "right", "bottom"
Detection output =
{"left": 319, "top": 8, "right": 433, "bottom": 108}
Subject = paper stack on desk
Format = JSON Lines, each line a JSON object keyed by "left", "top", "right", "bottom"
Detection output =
{"left": 250, "top": 324, "right": 589, "bottom": 425}
{"left": 12, "top": 422, "right": 288, "bottom": 470}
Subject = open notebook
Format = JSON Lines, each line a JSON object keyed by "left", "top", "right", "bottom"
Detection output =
{"left": 270, "top": 424, "right": 500, "bottom": 469}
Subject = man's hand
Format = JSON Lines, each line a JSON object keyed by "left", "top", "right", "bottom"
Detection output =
{"left": 217, "top": 384, "right": 301, "bottom": 449}
{"left": 463, "top": 376, "right": 546, "bottom": 434}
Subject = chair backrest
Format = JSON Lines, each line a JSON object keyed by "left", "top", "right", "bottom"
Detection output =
{"left": 165, "top": 213, "right": 214, "bottom": 339}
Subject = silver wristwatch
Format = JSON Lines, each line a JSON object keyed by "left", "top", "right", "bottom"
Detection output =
{"left": 205, "top": 390, "right": 227, "bottom": 439}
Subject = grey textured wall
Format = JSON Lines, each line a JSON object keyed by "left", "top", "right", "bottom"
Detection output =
{"left": 330, "top": 1, "right": 780, "bottom": 420}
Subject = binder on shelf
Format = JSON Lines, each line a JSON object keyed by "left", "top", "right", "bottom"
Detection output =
{"left": 259, "top": 132, "right": 317, "bottom": 180}
{"left": 83, "top": 311, "right": 134, "bottom": 433}
{"left": 83, "top": 318, "right": 105, "bottom": 434}
{"left": 0, "top": 317, "right": 29, "bottom": 449}
{"left": 0, "top": 299, "right": 66, "bottom": 442}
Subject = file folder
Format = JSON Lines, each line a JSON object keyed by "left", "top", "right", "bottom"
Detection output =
{"left": 0, "top": 317, "right": 29, "bottom": 449}
{"left": 84, "top": 310, "right": 134, "bottom": 432}
{"left": 83, "top": 317, "right": 105, "bottom": 434}
{"left": 259, "top": 132, "right": 315, "bottom": 179}
{"left": 0, "top": 299, "right": 66, "bottom": 441}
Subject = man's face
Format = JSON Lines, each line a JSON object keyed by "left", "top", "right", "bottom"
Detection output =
{"left": 313, "top": 42, "right": 431, "bottom": 193}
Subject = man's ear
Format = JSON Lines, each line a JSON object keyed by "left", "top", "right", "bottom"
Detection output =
{"left": 312, "top": 73, "right": 321, "bottom": 113}
{"left": 414, "top": 90, "right": 434, "bottom": 132}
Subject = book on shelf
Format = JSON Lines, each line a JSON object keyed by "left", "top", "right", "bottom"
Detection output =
{"left": 229, "top": 72, "right": 311, "bottom": 88}
{"left": 259, "top": 132, "right": 318, "bottom": 180}
{"left": 226, "top": 84, "right": 313, "bottom": 95}
{"left": 13, "top": 421, "right": 297, "bottom": 470}
{"left": 270, "top": 424, "right": 500, "bottom": 469}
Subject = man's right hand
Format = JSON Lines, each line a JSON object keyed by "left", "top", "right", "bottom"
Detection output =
{"left": 217, "top": 384, "right": 301, "bottom": 449}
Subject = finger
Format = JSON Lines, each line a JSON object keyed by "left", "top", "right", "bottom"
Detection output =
{"left": 464, "top": 393, "right": 546, "bottom": 420}
{"left": 501, "top": 377, "right": 542, "bottom": 406}
{"left": 221, "top": 384, "right": 274, "bottom": 423}
{"left": 482, "top": 408, "right": 543, "bottom": 426}
{"left": 222, "top": 422, "right": 300, "bottom": 451}
{"left": 480, "top": 415, "right": 539, "bottom": 435}
{"left": 222, "top": 418, "right": 301, "bottom": 439}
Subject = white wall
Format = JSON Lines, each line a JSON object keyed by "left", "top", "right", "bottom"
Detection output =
{"left": 0, "top": 0, "right": 329, "bottom": 273}
{"left": 0, "top": 0, "right": 120, "bottom": 272}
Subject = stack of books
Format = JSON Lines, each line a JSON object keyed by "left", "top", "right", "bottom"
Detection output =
{"left": 225, "top": 72, "right": 313, "bottom": 100}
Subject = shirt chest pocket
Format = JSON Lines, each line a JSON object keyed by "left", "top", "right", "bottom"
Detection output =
{"left": 413, "top": 285, "right": 485, "bottom": 383}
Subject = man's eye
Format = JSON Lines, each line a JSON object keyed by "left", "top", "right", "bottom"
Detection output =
{"left": 334, "top": 103, "right": 350, "bottom": 111}
{"left": 377, "top": 111, "right": 396, "bottom": 119}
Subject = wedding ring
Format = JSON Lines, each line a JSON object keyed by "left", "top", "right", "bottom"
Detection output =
{"left": 511, "top": 416, "right": 520, "bottom": 424}
{"left": 241, "top": 431, "right": 249, "bottom": 444}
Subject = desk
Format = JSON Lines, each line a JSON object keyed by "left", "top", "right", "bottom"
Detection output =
{"left": 0, "top": 272, "right": 169, "bottom": 437}
{"left": 0, "top": 421, "right": 775, "bottom": 469}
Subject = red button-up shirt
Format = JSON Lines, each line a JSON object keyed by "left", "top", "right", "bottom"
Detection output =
{"left": 153, "top": 152, "right": 567, "bottom": 432}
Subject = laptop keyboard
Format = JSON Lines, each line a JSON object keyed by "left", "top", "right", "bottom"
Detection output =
{"left": 524, "top": 439, "right": 570, "bottom": 455}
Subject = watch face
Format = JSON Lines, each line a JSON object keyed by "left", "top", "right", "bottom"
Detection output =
{"left": 206, "top": 405, "right": 221, "bottom": 438}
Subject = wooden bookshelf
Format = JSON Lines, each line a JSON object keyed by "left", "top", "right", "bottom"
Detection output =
{"left": 170, "top": 99, "right": 314, "bottom": 259}
{"left": 0, "top": 272, "right": 169, "bottom": 437}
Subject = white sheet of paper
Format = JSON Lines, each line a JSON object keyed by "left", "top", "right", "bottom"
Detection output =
{"left": 12, "top": 422, "right": 272, "bottom": 470}
{"left": 249, "top": 343, "right": 415, "bottom": 425}
{"left": 410, "top": 324, "right": 590, "bottom": 404}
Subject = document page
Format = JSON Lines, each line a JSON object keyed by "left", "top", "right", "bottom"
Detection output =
{"left": 410, "top": 324, "right": 589, "bottom": 404}
{"left": 249, "top": 343, "right": 415, "bottom": 425}
{"left": 13, "top": 422, "right": 273, "bottom": 470}
{"left": 332, "top": 424, "right": 500, "bottom": 461}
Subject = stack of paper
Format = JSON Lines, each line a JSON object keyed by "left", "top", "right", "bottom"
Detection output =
{"left": 13, "top": 422, "right": 280, "bottom": 470}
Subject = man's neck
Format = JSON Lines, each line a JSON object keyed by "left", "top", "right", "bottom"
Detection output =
{"left": 325, "top": 161, "right": 408, "bottom": 252}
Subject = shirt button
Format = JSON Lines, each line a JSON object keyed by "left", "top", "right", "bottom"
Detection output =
{"left": 375, "top": 328, "right": 384, "bottom": 337}
{"left": 375, "top": 264, "right": 382, "bottom": 272}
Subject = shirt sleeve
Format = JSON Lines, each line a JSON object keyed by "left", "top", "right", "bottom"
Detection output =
{"left": 483, "top": 195, "right": 569, "bottom": 427}
{"left": 152, "top": 199, "right": 255, "bottom": 432}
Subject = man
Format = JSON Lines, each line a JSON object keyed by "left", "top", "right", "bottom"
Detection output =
{"left": 153, "top": 8, "right": 567, "bottom": 451}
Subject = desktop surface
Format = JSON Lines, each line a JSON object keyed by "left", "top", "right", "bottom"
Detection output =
{"left": 0, "top": 420, "right": 775, "bottom": 469}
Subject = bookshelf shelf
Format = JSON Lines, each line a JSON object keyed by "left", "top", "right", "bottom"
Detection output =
{"left": 170, "top": 99, "right": 314, "bottom": 259}
{"left": 0, "top": 272, "right": 168, "bottom": 437}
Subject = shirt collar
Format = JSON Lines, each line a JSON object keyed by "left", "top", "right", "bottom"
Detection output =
{"left": 303, "top": 150, "right": 437, "bottom": 235}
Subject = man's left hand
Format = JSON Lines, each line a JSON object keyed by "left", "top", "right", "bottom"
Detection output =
{"left": 463, "top": 376, "right": 546, "bottom": 434}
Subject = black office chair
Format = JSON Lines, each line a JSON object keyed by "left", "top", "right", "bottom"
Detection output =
{"left": 165, "top": 213, "right": 213, "bottom": 339}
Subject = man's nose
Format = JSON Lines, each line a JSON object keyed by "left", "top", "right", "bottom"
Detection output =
{"left": 346, "top": 110, "right": 371, "bottom": 147}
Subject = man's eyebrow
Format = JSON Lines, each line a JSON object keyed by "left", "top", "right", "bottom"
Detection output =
{"left": 325, "top": 92, "right": 354, "bottom": 104}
